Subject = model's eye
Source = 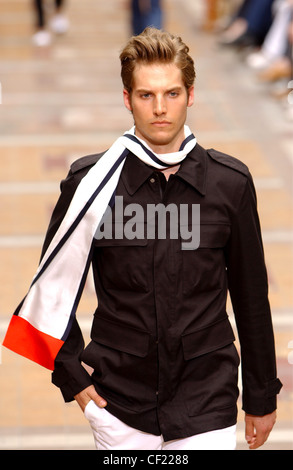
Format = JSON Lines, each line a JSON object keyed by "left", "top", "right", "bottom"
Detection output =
{"left": 169, "top": 91, "right": 178, "bottom": 97}
{"left": 141, "top": 93, "right": 151, "bottom": 99}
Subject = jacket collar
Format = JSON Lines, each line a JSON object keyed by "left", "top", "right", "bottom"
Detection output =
{"left": 177, "top": 143, "right": 207, "bottom": 195}
{"left": 121, "top": 143, "right": 207, "bottom": 196}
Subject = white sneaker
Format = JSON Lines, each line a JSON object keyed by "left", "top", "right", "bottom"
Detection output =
{"left": 50, "top": 14, "right": 69, "bottom": 34}
{"left": 32, "top": 30, "right": 52, "bottom": 47}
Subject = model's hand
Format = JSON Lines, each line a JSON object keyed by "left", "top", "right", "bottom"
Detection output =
{"left": 245, "top": 411, "right": 276, "bottom": 449}
{"left": 74, "top": 385, "right": 107, "bottom": 412}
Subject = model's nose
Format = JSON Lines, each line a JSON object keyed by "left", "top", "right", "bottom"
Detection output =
{"left": 153, "top": 96, "right": 167, "bottom": 116}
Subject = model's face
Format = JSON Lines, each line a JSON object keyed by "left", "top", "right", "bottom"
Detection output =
{"left": 123, "top": 63, "right": 194, "bottom": 154}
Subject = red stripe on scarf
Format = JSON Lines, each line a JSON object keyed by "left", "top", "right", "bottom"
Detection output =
{"left": 2, "top": 315, "right": 63, "bottom": 370}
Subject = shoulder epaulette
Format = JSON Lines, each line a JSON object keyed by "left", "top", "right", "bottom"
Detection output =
{"left": 70, "top": 152, "right": 105, "bottom": 174}
{"left": 207, "top": 148, "right": 249, "bottom": 177}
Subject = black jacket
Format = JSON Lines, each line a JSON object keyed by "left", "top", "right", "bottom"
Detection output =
{"left": 43, "top": 143, "right": 282, "bottom": 440}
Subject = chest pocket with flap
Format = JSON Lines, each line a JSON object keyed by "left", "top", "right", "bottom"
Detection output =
{"left": 181, "top": 223, "right": 230, "bottom": 295}
{"left": 94, "top": 222, "right": 149, "bottom": 293}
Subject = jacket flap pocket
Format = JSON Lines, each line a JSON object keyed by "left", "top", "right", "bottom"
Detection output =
{"left": 91, "top": 315, "right": 150, "bottom": 357}
{"left": 182, "top": 316, "right": 235, "bottom": 360}
{"left": 199, "top": 224, "right": 230, "bottom": 248}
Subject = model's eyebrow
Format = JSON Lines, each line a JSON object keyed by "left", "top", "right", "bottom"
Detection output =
{"left": 166, "top": 86, "right": 183, "bottom": 93}
{"left": 135, "top": 86, "right": 184, "bottom": 94}
{"left": 135, "top": 88, "right": 152, "bottom": 94}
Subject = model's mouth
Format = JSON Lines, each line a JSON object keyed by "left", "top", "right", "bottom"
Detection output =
{"left": 152, "top": 121, "right": 171, "bottom": 127}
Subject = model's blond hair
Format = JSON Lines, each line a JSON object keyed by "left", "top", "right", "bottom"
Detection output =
{"left": 120, "top": 27, "right": 196, "bottom": 93}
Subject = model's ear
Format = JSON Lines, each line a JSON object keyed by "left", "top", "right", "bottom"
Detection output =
{"left": 123, "top": 89, "right": 132, "bottom": 112}
{"left": 187, "top": 86, "right": 195, "bottom": 107}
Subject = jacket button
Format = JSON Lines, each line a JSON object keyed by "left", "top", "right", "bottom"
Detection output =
{"left": 150, "top": 177, "right": 156, "bottom": 183}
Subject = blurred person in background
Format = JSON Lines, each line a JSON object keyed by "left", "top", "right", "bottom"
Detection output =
{"left": 203, "top": 0, "right": 219, "bottom": 31}
{"left": 131, "top": 0, "right": 162, "bottom": 35}
{"left": 32, "top": 0, "right": 69, "bottom": 47}
{"left": 202, "top": 0, "right": 235, "bottom": 31}
{"left": 245, "top": 0, "right": 292, "bottom": 106}
{"left": 247, "top": 0, "right": 293, "bottom": 71}
{"left": 219, "top": 0, "right": 275, "bottom": 48}
{"left": 253, "top": 0, "right": 292, "bottom": 86}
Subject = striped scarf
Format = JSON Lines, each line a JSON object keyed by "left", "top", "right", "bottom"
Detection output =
{"left": 3, "top": 126, "right": 196, "bottom": 370}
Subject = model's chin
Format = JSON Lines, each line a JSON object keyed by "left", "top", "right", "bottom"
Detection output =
{"left": 143, "top": 127, "right": 173, "bottom": 145}
{"left": 135, "top": 125, "right": 183, "bottom": 152}
{"left": 146, "top": 135, "right": 173, "bottom": 150}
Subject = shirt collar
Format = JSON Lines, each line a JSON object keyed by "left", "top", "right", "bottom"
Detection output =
{"left": 121, "top": 143, "right": 207, "bottom": 196}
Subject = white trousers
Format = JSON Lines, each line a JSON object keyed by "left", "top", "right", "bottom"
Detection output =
{"left": 262, "top": 0, "right": 292, "bottom": 60}
{"left": 84, "top": 400, "right": 237, "bottom": 450}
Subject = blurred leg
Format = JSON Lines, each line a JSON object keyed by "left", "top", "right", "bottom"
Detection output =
{"left": 51, "top": 0, "right": 69, "bottom": 34}
{"left": 32, "top": 0, "right": 52, "bottom": 46}
{"left": 34, "top": 0, "right": 45, "bottom": 28}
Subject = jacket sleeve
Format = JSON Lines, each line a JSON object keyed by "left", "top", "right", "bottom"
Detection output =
{"left": 40, "top": 169, "right": 93, "bottom": 402}
{"left": 225, "top": 173, "right": 282, "bottom": 416}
